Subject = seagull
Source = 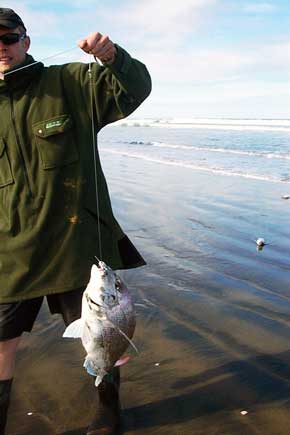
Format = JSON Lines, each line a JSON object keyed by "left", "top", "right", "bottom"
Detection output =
{"left": 255, "top": 238, "right": 265, "bottom": 247}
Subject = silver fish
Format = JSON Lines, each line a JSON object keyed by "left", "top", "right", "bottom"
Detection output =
{"left": 63, "top": 261, "right": 136, "bottom": 386}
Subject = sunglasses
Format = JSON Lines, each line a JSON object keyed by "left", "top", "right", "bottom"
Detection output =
{"left": 0, "top": 33, "right": 26, "bottom": 45}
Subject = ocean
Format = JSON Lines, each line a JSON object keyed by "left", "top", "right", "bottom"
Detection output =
{"left": 98, "top": 118, "right": 290, "bottom": 184}
{"left": 9, "top": 118, "right": 290, "bottom": 435}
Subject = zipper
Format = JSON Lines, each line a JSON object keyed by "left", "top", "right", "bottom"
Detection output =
{"left": 9, "top": 92, "right": 32, "bottom": 197}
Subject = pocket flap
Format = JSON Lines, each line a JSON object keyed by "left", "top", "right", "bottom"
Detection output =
{"left": 0, "top": 138, "right": 5, "bottom": 157}
{"left": 33, "top": 114, "right": 72, "bottom": 138}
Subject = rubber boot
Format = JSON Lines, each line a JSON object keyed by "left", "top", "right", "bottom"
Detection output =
{"left": 86, "top": 367, "right": 122, "bottom": 435}
{"left": 0, "top": 379, "right": 13, "bottom": 435}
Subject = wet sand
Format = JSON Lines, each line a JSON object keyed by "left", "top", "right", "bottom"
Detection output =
{"left": 7, "top": 151, "right": 290, "bottom": 434}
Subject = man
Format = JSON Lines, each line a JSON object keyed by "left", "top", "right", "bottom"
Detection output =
{"left": 0, "top": 7, "right": 151, "bottom": 435}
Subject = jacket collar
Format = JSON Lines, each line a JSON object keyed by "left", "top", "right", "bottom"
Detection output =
{"left": 0, "top": 54, "right": 43, "bottom": 93}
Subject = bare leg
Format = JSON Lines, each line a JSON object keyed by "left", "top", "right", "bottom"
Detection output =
{"left": 0, "top": 337, "right": 21, "bottom": 380}
{"left": 0, "top": 336, "right": 21, "bottom": 435}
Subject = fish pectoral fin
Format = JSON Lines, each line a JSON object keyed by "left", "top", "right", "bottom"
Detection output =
{"left": 114, "top": 355, "right": 131, "bottom": 367}
{"left": 106, "top": 319, "right": 139, "bottom": 355}
{"left": 62, "top": 318, "right": 84, "bottom": 338}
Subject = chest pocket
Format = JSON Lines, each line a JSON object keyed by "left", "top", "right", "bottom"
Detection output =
{"left": 0, "top": 138, "right": 14, "bottom": 188}
{"left": 32, "top": 114, "right": 79, "bottom": 169}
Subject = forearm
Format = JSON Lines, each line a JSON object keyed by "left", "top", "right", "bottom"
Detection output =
{"left": 105, "top": 45, "right": 152, "bottom": 106}
{"left": 62, "top": 45, "right": 151, "bottom": 128}
{"left": 77, "top": 31, "right": 151, "bottom": 111}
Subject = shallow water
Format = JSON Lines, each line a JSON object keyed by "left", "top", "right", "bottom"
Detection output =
{"left": 7, "top": 126, "right": 290, "bottom": 434}
{"left": 99, "top": 121, "right": 290, "bottom": 183}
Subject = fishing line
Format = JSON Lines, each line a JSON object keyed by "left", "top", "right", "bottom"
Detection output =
{"left": 88, "top": 55, "right": 103, "bottom": 261}
{"left": 4, "top": 46, "right": 78, "bottom": 76}
{"left": 4, "top": 43, "right": 104, "bottom": 260}
{"left": 106, "top": 318, "right": 139, "bottom": 355}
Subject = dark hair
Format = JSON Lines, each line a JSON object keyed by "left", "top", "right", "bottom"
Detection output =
{"left": 18, "top": 25, "right": 27, "bottom": 36}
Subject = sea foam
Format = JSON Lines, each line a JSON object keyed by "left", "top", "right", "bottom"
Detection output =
{"left": 115, "top": 118, "right": 290, "bottom": 132}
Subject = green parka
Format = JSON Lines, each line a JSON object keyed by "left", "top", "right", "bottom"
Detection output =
{"left": 0, "top": 46, "right": 151, "bottom": 302}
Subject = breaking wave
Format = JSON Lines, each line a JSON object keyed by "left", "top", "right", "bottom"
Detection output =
{"left": 115, "top": 118, "right": 290, "bottom": 133}
{"left": 119, "top": 140, "right": 290, "bottom": 161}
{"left": 103, "top": 149, "right": 290, "bottom": 184}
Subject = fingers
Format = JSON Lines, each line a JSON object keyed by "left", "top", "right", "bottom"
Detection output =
{"left": 77, "top": 32, "right": 102, "bottom": 52}
{"left": 78, "top": 32, "right": 116, "bottom": 63}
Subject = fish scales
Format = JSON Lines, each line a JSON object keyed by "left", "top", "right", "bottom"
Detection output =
{"left": 63, "top": 261, "right": 136, "bottom": 386}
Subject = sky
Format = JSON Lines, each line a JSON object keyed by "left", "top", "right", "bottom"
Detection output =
{"left": 6, "top": 0, "right": 290, "bottom": 119}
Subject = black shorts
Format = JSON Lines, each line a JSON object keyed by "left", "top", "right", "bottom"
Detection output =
{"left": 0, "top": 287, "right": 86, "bottom": 341}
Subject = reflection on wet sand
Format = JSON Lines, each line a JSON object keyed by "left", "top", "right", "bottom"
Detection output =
{"left": 7, "top": 155, "right": 290, "bottom": 434}
{"left": 8, "top": 413, "right": 56, "bottom": 435}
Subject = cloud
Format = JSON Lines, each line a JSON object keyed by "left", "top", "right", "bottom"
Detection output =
{"left": 94, "top": 0, "right": 219, "bottom": 48}
{"left": 7, "top": 0, "right": 220, "bottom": 56}
{"left": 5, "top": 0, "right": 289, "bottom": 117}
{"left": 6, "top": 1, "right": 62, "bottom": 37}
{"left": 261, "top": 41, "right": 290, "bottom": 72}
{"left": 144, "top": 78, "right": 290, "bottom": 118}
{"left": 141, "top": 37, "right": 290, "bottom": 117}
{"left": 243, "top": 2, "right": 276, "bottom": 14}
{"left": 116, "top": 0, "right": 217, "bottom": 33}
{"left": 142, "top": 46, "right": 258, "bottom": 86}
{"left": 141, "top": 36, "right": 290, "bottom": 90}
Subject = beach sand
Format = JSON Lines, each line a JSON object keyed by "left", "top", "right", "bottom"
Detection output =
{"left": 7, "top": 152, "right": 290, "bottom": 434}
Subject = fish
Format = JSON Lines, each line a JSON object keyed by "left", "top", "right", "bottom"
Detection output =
{"left": 62, "top": 261, "right": 136, "bottom": 386}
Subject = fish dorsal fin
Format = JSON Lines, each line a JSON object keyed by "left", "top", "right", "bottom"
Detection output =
{"left": 62, "top": 318, "right": 84, "bottom": 338}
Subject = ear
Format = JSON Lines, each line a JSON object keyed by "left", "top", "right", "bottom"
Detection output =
{"left": 23, "top": 35, "right": 30, "bottom": 52}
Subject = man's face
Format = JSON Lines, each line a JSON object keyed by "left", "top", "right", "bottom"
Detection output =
{"left": 0, "top": 26, "right": 30, "bottom": 74}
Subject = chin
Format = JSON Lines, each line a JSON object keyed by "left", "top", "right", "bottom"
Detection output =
{"left": 0, "top": 64, "right": 13, "bottom": 73}
{"left": 0, "top": 63, "right": 10, "bottom": 70}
